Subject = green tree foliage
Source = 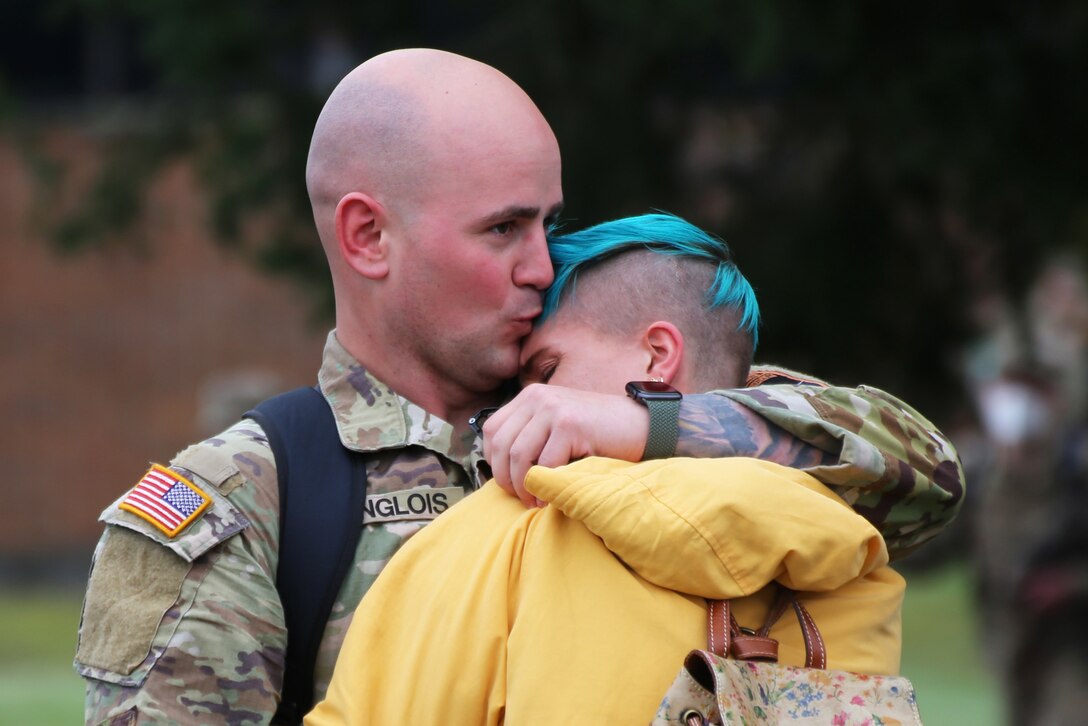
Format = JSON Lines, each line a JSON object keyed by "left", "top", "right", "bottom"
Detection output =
{"left": 17, "top": 1, "right": 1088, "bottom": 415}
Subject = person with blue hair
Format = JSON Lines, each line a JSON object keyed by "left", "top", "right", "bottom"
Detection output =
{"left": 482, "top": 212, "right": 773, "bottom": 508}
{"left": 543, "top": 212, "right": 761, "bottom": 339}
{"left": 307, "top": 213, "right": 905, "bottom": 724}
{"left": 530, "top": 211, "right": 760, "bottom": 388}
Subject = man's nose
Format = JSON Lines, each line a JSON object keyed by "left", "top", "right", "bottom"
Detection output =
{"left": 513, "top": 224, "right": 555, "bottom": 290}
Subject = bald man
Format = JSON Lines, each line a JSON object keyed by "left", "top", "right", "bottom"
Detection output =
{"left": 74, "top": 49, "right": 963, "bottom": 725}
{"left": 305, "top": 51, "right": 561, "bottom": 419}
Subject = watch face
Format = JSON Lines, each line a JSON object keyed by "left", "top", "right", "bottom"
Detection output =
{"left": 626, "top": 380, "right": 682, "bottom": 400}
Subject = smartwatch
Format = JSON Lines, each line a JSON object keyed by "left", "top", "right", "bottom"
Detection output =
{"left": 625, "top": 381, "right": 682, "bottom": 460}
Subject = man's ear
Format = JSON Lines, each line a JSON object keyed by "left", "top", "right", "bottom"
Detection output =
{"left": 643, "top": 321, "right": 685, "bottom": 385}
{"left": 335, "top": 192, "right": 390, "bottom": 280}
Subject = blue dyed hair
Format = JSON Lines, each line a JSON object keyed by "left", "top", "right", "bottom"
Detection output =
{"left": 543, "top": 213, "right": 760, "bottom": 349}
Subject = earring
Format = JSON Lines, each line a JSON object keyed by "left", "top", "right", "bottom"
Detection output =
{"left": 651, "top": 376, "right": 664, "bottom": 383}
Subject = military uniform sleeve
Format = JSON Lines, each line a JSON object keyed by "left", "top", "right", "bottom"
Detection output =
{"left": 75, "top": 421, "right": 286, "bottom": 726}
{"left": 676, "top": 367, "right": 965, "bottom": 559}
{"left": 525, "top": 457, "right": 888, "bottom": 597}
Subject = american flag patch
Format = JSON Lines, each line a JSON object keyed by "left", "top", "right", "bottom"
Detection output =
{"left": 119, "top": 464, "right": 212, "bottom": 538}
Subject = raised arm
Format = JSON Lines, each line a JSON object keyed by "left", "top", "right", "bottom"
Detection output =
{"left": 677, "top": 372, "right": 965, "bottom": 559}
{"left": 483, "top": 369, "right": 965, "bottom": 560}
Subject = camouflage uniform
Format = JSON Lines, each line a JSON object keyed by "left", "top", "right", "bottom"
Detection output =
{"left": 76, "top": 333, "right": 482, "bottom": 725}
{"left": 75, "top": 341, "right": 964, "bottom": 725}
{"left": 707, "top": 371, "right": 964, "bottom": 558}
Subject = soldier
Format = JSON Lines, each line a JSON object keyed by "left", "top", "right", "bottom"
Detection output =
{"left": 75, "top": 49, "right": 963, "bottom": 725}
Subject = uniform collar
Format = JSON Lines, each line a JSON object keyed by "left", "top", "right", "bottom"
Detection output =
{"left": 317, "top": 331, "right": 485, "bottom": 482}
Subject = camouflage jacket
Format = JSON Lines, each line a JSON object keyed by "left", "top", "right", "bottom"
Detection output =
{"left": 697, "top": 367, "right": 964, "bottom": 557}
{"left": 76, "top": 333, "right": 484, "bottom": 725}
{"left": 75, "top": 338, "right": 963, "bottom": 725}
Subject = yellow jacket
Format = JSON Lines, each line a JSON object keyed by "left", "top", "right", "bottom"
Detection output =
{"left": 307, "top": 457, "right": 904, "bottom": 725}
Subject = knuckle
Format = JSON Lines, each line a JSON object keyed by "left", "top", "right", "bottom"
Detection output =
{"left": 524, "top": 384, "right": 552, "bottom": 405}
{"left": 551, "top": 407, "right": 578, "bottom": 429}
{"left": 536, "top": 450, "right": 564, "bottom": 468}
{"left": 508, "top": 441, "right": 534, "bottom": 467}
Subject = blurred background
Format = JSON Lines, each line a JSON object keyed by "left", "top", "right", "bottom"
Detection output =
{"left": 2, "top": 2, "right": 1087, "bottom": 724}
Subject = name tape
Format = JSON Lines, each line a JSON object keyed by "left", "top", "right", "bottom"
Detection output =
{"left": 364, "top": 485, "right": 466, "bottom": 523}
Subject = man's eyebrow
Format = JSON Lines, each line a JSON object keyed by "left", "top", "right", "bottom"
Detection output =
{"left": 477, "top": 205, "right": 542, "bottom": 227}
{"left": 477, "top": 201, "right": 565, "bottom": 228}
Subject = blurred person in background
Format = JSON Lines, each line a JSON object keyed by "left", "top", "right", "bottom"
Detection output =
{"left": 74, "top": 48, "right": 963, "bottom": 725}
{"left": 964, "top": 256, "right": 1088, "bottom": 726}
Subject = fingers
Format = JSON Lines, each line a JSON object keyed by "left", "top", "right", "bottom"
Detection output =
{"left": 479, "top": 385, "right": 646, "bottom": 508}
{"left": 528, "top": 431, "right": 577, "bottom": 508}
{"left": 483, "top": 384, "right": 575, "bottom": 508}
{"left": 482, "top": 403, "right": 535, "bottom": 506}
{"left": 507, "top": 423, "right": 545, "bottom": 507}
{"left": 507, "top": 415, "right": 578, "bottom": 506}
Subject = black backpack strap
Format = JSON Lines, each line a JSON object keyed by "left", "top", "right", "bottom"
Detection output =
{"left": 244, "top": 386, "right": 368, "bottom": 724}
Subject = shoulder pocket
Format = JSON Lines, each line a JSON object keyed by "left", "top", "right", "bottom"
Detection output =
{"left": 75, "top": 526, "right": 198, "bottom": 684}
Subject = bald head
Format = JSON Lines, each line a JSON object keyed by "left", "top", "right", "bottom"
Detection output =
{"left": 306, "top": 49, "right": 563, "bottom": 419}
{"left": 306, "top": 49, "right": 556, "bottom": 257}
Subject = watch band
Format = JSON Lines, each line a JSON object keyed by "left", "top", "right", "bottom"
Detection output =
{"left": 642, "top": 396, "right": 681, "bottom": 460}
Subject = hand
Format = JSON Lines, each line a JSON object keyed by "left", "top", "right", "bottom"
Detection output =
{"left": 481, "top": 384, "right": 649, "bottom": 507}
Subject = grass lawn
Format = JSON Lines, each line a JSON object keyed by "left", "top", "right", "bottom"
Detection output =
{"left": 901, "top": 563, "right": 1006, "bottom": 725}
{"left": 0, "top": 562, "right": 1004, "bottom": 725}
{"left": 0, "top": 589, "right": 85, "bottom": 725}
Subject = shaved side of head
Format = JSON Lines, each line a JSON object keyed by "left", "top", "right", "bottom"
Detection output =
{"left": 554, "top": 250, "right": 755, "bottom": 389}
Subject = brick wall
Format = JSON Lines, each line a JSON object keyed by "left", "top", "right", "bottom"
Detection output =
{"left": 0, "top": 130, "right": 327, "bottom": 567}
